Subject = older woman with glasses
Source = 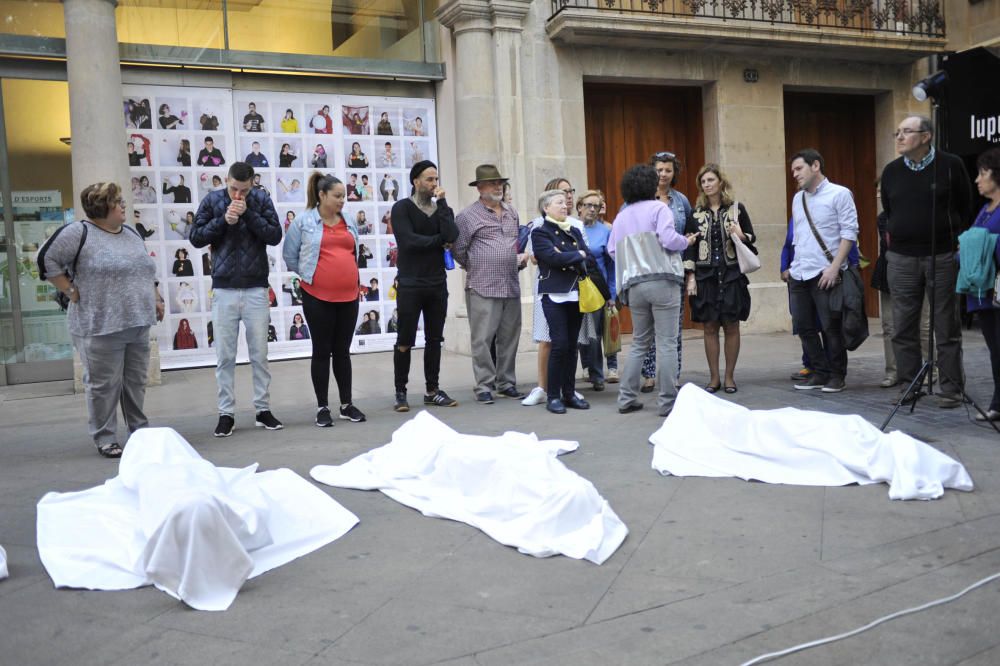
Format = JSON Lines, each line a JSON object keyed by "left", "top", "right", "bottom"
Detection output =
{"left": 576, "top": 189, "right": 617, "bottom": 390}
{"left": 39, "top": 183, "right": 163, "bottom": 457}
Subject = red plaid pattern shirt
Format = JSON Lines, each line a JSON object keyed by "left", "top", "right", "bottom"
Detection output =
{"left": 453, "top": 200, "right": 521, "bottom": 299}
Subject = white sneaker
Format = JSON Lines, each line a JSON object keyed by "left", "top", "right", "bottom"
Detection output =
{"left": 607, "top": 368, "right": 619, "bottom": 384}
{"left": 521, "top": 386, "right": 546, "bottom": 406}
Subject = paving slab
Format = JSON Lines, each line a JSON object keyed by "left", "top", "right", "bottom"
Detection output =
{"left": 1, "top": 329, "right": 999, "bottom": 665}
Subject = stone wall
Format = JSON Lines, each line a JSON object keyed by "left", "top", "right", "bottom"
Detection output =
{"left": 436, "top": 0, "right": 934, "bottom": 355}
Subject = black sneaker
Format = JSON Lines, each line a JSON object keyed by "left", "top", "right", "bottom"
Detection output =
{"left": 794, "top": 375, "right": 827, "bottom": 390}
{"left": 214, "top": 414, "right": 235, "bottom": 437}
{"left": 821, "top": 377, "right": 846, "bottom": 393}
{"left": 339, "top": 404, "right": 367, "bottom": 422}
{"left": 424, "top": 390, "right": 459, "bottom": 407}
{"left": 394, "top": 392, "right": 410, "bottom": 412}
{"left": 476, "top": 391, "right": 495, "bottom": 404}
{"left": 618, "top": 403, "right": 644, "bottom": 414}
{"left": 497, "top": 386, "right": 525, "bottom": 399}
{"left": 255, "top": 410, "right": 284, "bottom": 430}
{"left": 316, "top": 406, "right": 334, "bottom": 428}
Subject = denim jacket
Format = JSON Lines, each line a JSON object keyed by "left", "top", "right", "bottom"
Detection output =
{"left": 282, "top": 207, "right": 359, "bottom": 283}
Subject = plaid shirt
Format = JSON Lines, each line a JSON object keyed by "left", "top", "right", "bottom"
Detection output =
{"left": 454, "top": 199, "right": 521, "bottom": 298}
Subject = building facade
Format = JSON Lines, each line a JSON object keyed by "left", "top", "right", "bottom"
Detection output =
{"left": 0, "top": 0, "right": 996, "bottom": 385}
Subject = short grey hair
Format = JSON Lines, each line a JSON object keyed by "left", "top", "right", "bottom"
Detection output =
{"left": 906, "top": 114, "right": 934, "bottom": 136}
{"left": 537, "top": 189, "right": 565, "bottom": 217}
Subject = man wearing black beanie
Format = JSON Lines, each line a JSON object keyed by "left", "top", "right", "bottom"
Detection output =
{"left": 390, "top": 160, "right": 461, "bottom": 411}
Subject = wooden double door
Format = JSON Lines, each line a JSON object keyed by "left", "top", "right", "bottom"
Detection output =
{"left": 783, "top": 91, "right": 879, "bottom": 316}
{"left": 583, "top": 83, "right": 705, "bottom": 331}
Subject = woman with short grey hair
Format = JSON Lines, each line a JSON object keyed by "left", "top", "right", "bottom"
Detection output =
{"left": 39, "top": 182, "right": 163, "bottom": 458}
{"left": 530, "top": 189, "right": 606, "bottom": 414}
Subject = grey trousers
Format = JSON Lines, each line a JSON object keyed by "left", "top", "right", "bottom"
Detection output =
{"left": 73, "top": 326, "right": 151, "bottom": 446}
{"left": 619, "top": 280, "right": 681, "bottom": 412}
{"left": 886, "top": 251, "right": 964, "bottom": 394}
{"left": 465, "top": 290, "right": 521, "bottom": 394}
{"left": 880, "top": 289, "right": 931, "bottom": 381}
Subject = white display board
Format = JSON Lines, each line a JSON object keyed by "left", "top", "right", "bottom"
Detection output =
{"left": 123, "top": 85, "right": 437, "bottom": 369}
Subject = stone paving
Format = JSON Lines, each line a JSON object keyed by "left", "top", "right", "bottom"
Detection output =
{"left": 1, "top": 326, "right": 998, "bottom": 666}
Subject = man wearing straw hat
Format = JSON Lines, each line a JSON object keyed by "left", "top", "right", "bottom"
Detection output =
{"left": 453, "top": 164, "right": 527, "bottom": 404}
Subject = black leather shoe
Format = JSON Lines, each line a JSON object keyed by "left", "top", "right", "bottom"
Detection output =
{"left": 476, "top": 391, "right": 495, "bottom": 405}
{"left": 497, "top": 386, "right": 526, "bottom": 399}
{"left": 563, "top": 395, "right": 590, "bottom": 410}
{"left": 546, "top": 398, "right": 567, "bottom": 414}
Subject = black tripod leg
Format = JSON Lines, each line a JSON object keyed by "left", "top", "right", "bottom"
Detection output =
{"left": 932, "top": 362, "right": 1000, "bottom": 435}
{"left": 880, "top": 362, "right": 931, "bottom": 431}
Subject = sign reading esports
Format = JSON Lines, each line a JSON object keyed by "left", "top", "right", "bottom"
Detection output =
{"left": 123, "top": 85, "right": 437, "bottom": 370}
{"left": 942, "top": 49, "right": 1000, "bottom": 156}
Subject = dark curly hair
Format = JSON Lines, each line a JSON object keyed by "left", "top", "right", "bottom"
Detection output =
{"left": 620, "top": 164, "right": 658, "bottom": 204}
{"left": 977, "top": 148, "right": 1000, "bottom": 188}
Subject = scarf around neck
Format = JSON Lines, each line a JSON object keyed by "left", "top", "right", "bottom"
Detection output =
{"left": 546, "top": 215, "right": 573, "bottom": 233}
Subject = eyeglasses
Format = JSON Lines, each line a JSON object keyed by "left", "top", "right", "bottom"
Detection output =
{"left": 562, "top": 188, "right": 576, "bottom": 196}
{"left": 653, "top": 151, "right": 676, "bottom": 161}
{"left": 579, "top": 202, "right": 600, "bottom": 209}
{"left": 893, "top": 129, "right": 928, "bottom": 139}
{"left": 112, "top": 197, "right": 125, "bottom": 207}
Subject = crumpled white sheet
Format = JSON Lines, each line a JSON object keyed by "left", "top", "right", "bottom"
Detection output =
{"left": 0, "top": 544, "right": 8, "bottom": 580}
{"left": 37, "top": 428, "right": 359, "bottom": 610}
{"left": 310, "top": 411, "right": 628, "bottom": 564}
{"left": 650, "top": 385, "right": 974, "bottom": 500}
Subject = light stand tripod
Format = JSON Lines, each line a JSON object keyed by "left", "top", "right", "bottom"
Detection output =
{"left": 880, "top": 101, "right": 999, "bottom": 434}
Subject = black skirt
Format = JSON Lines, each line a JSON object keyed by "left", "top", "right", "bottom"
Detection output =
{"left": 689, "top": 263, "right": 750, "bottom": 323}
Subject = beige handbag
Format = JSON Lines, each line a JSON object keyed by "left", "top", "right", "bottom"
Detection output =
{"left": 729, "top": 202, "right": 760, "bottom": 274}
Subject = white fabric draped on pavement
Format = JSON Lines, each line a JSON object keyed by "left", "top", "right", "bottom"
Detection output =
{"left": 0, "top": 545, "right": 8, "bottom": 580}
{"left": 310, "top": 411, "right": 628, "bottom": 564}
{"left": 650, "top": 385, "right": 974, "bottom": 500}
{"left": 37, "top": 428, "right": 359, "bottom": 610}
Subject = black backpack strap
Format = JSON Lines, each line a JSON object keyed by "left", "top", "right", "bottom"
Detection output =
{"left": 37, "top": 220, "right": 87, "bottom": 281}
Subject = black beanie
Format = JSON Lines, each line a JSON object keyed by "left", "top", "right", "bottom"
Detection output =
{"left": 409, "top": 160, "right": 437, "bottom": 186}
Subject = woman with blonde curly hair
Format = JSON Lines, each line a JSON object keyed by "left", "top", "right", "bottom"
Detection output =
{"left": 683, "top": 163, "right": 757, "bottom": 394}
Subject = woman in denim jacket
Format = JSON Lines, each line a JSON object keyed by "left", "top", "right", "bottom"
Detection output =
{"left": 283, "top": 172, "right": 366, "bottom": 427}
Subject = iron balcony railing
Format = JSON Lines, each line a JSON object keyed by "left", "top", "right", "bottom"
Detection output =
{"left": 549, "top": 0, "right": 946, "bottom": 38}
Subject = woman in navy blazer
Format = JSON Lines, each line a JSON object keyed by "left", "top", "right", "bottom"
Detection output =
{"left": 531, "top": 189, "right": 603, "bottom": 414}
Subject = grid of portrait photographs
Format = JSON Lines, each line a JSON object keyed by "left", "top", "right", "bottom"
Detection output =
{"left": 124, "top": 85, "right": 437, "bottom": 368}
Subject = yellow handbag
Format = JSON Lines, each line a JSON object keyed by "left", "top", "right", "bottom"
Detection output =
{"left": 578, "top": 276, "right": 604, "bottom": 313}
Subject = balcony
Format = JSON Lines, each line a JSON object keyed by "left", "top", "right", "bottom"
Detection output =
{"left": 546, "top": 0, "right": 947, "bottom": 63}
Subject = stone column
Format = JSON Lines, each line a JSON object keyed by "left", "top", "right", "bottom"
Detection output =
{"left": 64, "top": 0, "right": 129, "bottom": 202}
{"left": 63, "top": 0, "right": 160, "bottom": 388}
{"left": 437, "top": 0, "right": 500, "bottom": 209}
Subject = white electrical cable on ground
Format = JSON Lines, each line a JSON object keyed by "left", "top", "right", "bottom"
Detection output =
{"left": 740, "top": 570, "right": 1000, "bottom": 666}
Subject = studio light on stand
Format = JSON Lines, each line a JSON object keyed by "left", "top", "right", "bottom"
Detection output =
{"left": 912, "top": 71, "right": 948, "bottom": 103}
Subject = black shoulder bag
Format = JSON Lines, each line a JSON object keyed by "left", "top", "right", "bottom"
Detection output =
{"left": 37, "top": 221, "right": 88, "bottom": 311}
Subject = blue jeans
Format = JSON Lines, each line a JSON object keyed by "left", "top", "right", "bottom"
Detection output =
{"left": 579, "top": 310, "right": 606, "bottom": 382}
{"left": 212, "top": 287, "right": 271, "bottom": 415}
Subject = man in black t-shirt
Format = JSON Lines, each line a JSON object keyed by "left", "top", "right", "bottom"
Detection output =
{"left": 242, "top": 102, "right": 265, "bottom": 132}
{"left": 880, "top": 115, "right": 974, "bottom": 408}
{"left": 390, "top": 160, "right": 460, "bottom": 412}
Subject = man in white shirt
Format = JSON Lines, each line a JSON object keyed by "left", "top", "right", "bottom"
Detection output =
{"left": 788, "top": 148, "right": 859, "bottom": 393}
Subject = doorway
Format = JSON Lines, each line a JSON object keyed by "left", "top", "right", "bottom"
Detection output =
{"left": 583, "top": 82, "right": 705, "bottom": 331}
{"left": 0, "top": 78, "right": 75, "bottom": 385}
{"left": 783, "top": 91, "right": 879, "bottom": 316}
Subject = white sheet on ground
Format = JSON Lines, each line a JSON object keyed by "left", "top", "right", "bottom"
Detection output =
{"left": 310, "top": 411, "right": 627, "bottom": 564}
{"left": 37, "top": 427, "right": 359, "bottom": 610}
{"left": 0, "top": 545, "right": 7, "bottom": 580}
{"left": 650, "top": 384, "right": 973, "bottom": 500}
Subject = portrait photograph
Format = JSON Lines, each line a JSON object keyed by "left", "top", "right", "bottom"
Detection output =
{"left": 402, "top": 108, "right": 429, "bottom": 137}
{"left": 160, "top": 172, "right": 194, "bottom": 205}
{"left": 123, "top": 97, "right": 153, "bottom": 129}
{"left": 159, "top": 134, "right": 193, "bottom": 168}
{"left": 163, "top": 209, "right": 196, "bottom": 241}
{"left": 374, "top": 108, "right": 398, "bottom": 136}
{"left": 405, "top": 139, "right": 428, "bottom": 169}
{"left": 194, "top": 100, "right": 224, "bottom": 132}
{"left": 274, "top": 103, "right": 304, "bottom": 134}
{"left": 126, "top": 133, "right": 153, "bottom": 168}
{"left": 241, "top": 137, "right": 272, "bottom": 169}
{"left": 197, "top": 173, "right": 226, "bottom": 201}
{"left": 308, "top": 104, "right": 334, "bottom": 135}
{"left": 131, "top": 208, "right": 159, "bottom": 241}
{"left": 276, "top": 139, "right": 304, "bottom": 169}
{"left": 156, "top": 97, "right": 188, "bottom": 130}
{"left": 130, "top": 172, "right": 157, "bottom": 205}
{"left": 195, "top": 135, "right": 227, "bottom": 168}
{"left": 308, "top": 141, "right": 330, "bottom": 169}
{"left": 342, "top": 105, "right": 370, "bottom": 135}
{"left": 375, "top": 140, "right": 401, "bottom": 169}
{"left": 170, "top": 315, "right": 203, "bottom": 350}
